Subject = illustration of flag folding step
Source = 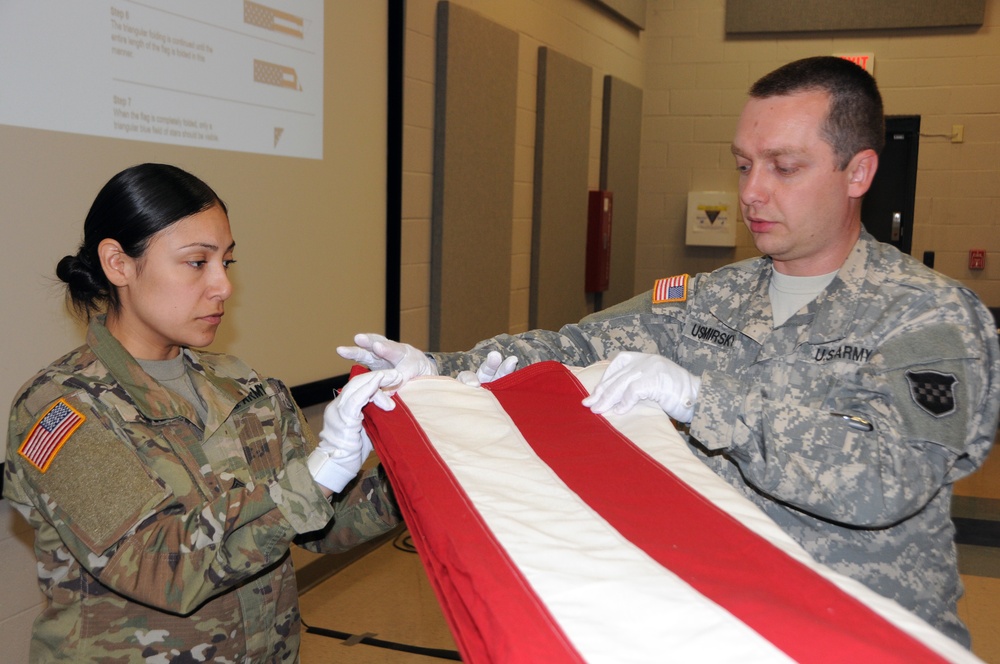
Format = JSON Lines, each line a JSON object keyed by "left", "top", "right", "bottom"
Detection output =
{"left": 361, "top": 361, "right": 981, "bottom": 664}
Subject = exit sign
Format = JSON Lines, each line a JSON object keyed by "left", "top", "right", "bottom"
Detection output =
{"left": 835, "top": 53, "right": 875, "bottom": 74}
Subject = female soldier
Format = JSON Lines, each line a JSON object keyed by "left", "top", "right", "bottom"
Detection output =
{"left": 4, "top": 163, "right": 402, "bottom": 662}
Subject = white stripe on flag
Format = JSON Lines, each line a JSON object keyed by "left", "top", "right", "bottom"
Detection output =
{"left": 399, "top": 376, "right": 794, "bottom": 663}
{"left": 379, "top": 365, "right": 981, "bottom": 664}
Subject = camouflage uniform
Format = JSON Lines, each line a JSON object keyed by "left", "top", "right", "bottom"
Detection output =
{"left": 431, "top": 231, "right": 1000, "bottom": 646}
{"left": 4, "top": 316, "right": 401, "bottom": 663}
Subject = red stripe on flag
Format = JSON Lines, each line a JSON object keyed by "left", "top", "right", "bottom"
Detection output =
{"left": 483, "top": 362, "right": 947, "bottom": 664}
{"left": 362, "top": 382, "right": 586, "bottom": 664}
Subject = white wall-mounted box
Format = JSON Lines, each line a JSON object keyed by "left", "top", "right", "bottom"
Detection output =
{"left": 686, "top": 191, "right": 738, "bottom": 247}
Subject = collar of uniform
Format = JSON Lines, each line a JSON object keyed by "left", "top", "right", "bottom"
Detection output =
{"left": 182, "top": 349, "right": 257, "bottom": 434}
{"left": 87, "top": 316, "right": 203, "bottom": 424}
{"left": 805, "top": 230, "right": 872, "bottom": 345}
{"left": 706, "top": 256, "right": 774, "bottom": 345}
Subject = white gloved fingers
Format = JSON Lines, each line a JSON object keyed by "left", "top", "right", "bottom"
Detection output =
{"left": 456, "top": 370, "right": 480, "bottom": 386}
{"left": 311, "top": 370, "right": 398, "bottom": 492}
{"left": 582, "top": 352, "right": 639, "bottom": 411}
{"left": 336, "top": 333, "right": 394, "bottom": 370}
{"left": 582, "top": 352, "right": 700, "bottom": 422}
{"left": 457, "top": 351, "right": 520, "bottom": 387}
{"left": 479, "top": 351, "right": 504, "bottom": 375}
{"left": 370, "top": 388, "right": 396, "bottom": 411}
{"left": 360, "top": 429, "right": 374, "bottom": 461}
{"left": 583, "top": 365, "right": 641, "bottom": 414}
{"left": 370, "top": 339, "right": 407, "bottom": 366}
{"left": 336, "top": 346, "right": 382, "bottom": 369}
{"left": 323, "top": 370, "right": 401, "bottom": 441}
{"left": 371, "top": 339, "right": 436, "bottom": 381}
{"left": 488, "top": 354, "right": 519, "bottom": 381}
{"left": 335, "top": 371, "right": 389, "bottom": 425}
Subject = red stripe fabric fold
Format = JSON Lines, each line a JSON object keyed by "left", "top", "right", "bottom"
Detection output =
{"left": 360, "top": 361, "right": 964, "bottom": 663}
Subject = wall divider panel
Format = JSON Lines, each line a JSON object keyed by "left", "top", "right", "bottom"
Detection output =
{"left": 530, "top": 47, "right": 593, "bottom": 331}
{"left": 725, "top": 0, "right": 985, "bottom": 33}
{"left": 430, "top": 2, "right": 518, "bottom": 352}
{"left": 600, "top": 75, "right": 643, "bottom": 309}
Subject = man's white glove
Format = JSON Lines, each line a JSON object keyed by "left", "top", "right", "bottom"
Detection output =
{"left": 582, "top": 351, "right": 701, "bottom": 423}
{"left": 337, "top": 333, "right": 437, "bottom": 385}
{"left": 308, "top": 369, "right": 399, "bottom": 492}
{"left": 456, "top": 351, "right": 519, "bottom": 387}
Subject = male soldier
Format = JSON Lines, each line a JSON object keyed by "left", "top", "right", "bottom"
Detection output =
{"left": 341, "top": 56, "right": 1000, "bottom": 646}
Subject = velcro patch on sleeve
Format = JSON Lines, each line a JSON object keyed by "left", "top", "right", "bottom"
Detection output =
{"left": 29, "top": 402, "right": 169, "bottom": 552}
{"left": 652, "top": 274, "right": 689, "bottom": 304}
{"left": 19, "top": 399, "right": 85, "bottom": 472}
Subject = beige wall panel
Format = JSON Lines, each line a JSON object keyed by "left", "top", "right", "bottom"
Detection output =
{"left": 430, "top": 2, "right": 518, "bottom": 351}
{"left": 531, "top": 48, "right": 593, "bottom": 330}
{"left": 601, "top": 76, "right": 644, "bottom": 306}
{"left": 725, "top": 0, "right": 985, "bottom": 33}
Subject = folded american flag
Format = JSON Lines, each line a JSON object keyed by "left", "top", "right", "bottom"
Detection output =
{"left": 362, "top": 361, "right": 980, "bottom": 664}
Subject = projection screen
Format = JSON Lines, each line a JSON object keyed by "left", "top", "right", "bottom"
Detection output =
{"left": 0, "top": 0, "right": 399, "bottom": 465}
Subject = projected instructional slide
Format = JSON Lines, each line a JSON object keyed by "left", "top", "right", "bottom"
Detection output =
{"left": 0, "top": 1, "right": 323, "bottom": 158}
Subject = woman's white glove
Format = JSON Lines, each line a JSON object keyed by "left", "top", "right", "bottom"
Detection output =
{"left": 337, "top": 333, "right": 437, "bottom": 386}
{"left": 456, "top": 351, "right": 519, "bottom": 387}
{"left": 582, "top": 352, "right": 701, "bottom": 423}
{"left": 307, "top": 369, "right": 399, "bottom": 492}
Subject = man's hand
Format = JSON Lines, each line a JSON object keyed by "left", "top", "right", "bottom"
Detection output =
{"left": 456, "top": 351, "right": 519, "bottom": 387}
{"left": 337, "top": 333, "right": 437, "bottom": 383}
{"left": 582, "top": 352, "right": 701, "bottom": 423}
{"left": 307, "top": 369, "right": 399, "bottom": 493}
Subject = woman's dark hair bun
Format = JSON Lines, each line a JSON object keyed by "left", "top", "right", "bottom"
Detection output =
{"left": 56, "top": 253, "right": 107, "bottom": 317}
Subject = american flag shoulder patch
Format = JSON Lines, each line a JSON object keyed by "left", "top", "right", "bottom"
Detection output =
{"left": 653, "top": 274, "right": 689, "bottom": 304}
{"left": 19, "top": 399, "right": 85, "bottom": 473}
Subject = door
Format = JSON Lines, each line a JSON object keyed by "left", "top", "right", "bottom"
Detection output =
{"left": 862, "top": 115, "right": 920, "bottom": 255}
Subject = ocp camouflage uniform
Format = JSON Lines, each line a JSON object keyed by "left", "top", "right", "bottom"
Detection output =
{"left": 4, "top": 316, "right": 401, "bottom": 663}
{"left": 431, "top": 231, "right": 1000, "bottom": 646}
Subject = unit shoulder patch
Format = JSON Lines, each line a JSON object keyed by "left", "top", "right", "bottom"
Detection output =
{"left": 905, "top": 370, "right": 958, "bottom": 418}
{"left": 18, "top": 398, "right": 85, "bottom": 472}
{"left": 653, "top": 274, "right": 689, "bottom": 304}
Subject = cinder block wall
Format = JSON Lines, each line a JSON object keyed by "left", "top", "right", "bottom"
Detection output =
{"left": 638, "top": 0, "right": 1000, "bottom": 304}
{"left": 402, "top": 0, "right": 999, "bottom": 352}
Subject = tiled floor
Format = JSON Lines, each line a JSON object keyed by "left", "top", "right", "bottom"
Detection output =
{"left": 297, "top": 529, "right": 457, "bottom": 664}
{"left": 296, "top": 431, "right": 1000, "bottom": 664}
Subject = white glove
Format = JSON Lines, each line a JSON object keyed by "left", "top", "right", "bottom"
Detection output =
{"left": 582, "top": 352, "right": 701, "bottom": 423}
{"left": 456, "top": 351, "right": 519, "bottom": 387}
{"left": 307, "top": 369, "right": 399, "bottom": 492}
{"left": 337, "top": 333, "right": 437, "bottom": 385}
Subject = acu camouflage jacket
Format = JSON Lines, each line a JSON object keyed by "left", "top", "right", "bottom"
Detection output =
{"left": 4, "top": 317, "right": 401, "bottom": 663}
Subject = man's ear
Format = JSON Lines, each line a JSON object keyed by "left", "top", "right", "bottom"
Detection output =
{"left": 97, "top": 239, "right": 132, "bottom": 288}
{"left": 847, "top": 149, "right": 879, "bottom": 199}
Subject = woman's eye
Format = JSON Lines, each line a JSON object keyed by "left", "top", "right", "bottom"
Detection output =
{"left": 223, "top": 259, "right": 237, "bottom": 269}
{"left": 187, "top": 261, "right": 206, "bottom": 268}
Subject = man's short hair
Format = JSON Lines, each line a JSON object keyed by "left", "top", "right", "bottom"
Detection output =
{"left": 750, "top": 56, "right": 885, "bottom": 170}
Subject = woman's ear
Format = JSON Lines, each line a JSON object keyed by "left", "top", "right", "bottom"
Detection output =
{"left": 847, "top": 149, "right": 879, "bottom": 199}
{"left": 97, "top": 239, "right": 132, "bottom": 288}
